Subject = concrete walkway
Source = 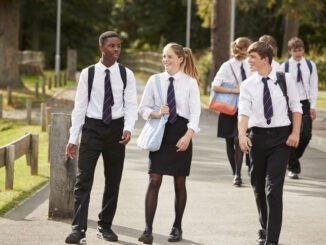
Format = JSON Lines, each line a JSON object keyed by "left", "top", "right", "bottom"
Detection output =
{"left": 0, "top": 79, "right": 325, "bottom": 245}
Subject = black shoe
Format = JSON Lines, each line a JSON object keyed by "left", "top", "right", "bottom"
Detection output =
{"left": 256, "top": 229, "right": 266, "bottom": 245}
{"left": 65, "top": 229, "right": 86, "bottom": 244}
{"left": 233, "top": 175, "right": 242, "bottom": 187}
{"left": 138, "top": 230, "right": 153, "bottom": 244}
{"left": 97, "top": 226, "right": 118, "bottom": 241}
{"left": 265, "top": 242, "right": 278, "bottom": 245}
{"left": 168, "top": 227, "right": 182, "bottom": 242}
{"left": 288, "top": 171, "right": 299, "bottom": 179}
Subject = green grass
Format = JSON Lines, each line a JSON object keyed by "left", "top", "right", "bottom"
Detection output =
{"left": 0, "top": 119, "right": 49, "bottom": 216}
{"left": 316, "top": 92, "right": 326, "bottom": 109}
{"left": 0, "top": 70, "right": 76, "bottom": 216}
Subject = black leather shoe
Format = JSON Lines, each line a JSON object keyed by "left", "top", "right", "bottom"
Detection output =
{"left": 138, "top": 230, "right": 153, "bottom": 244}
{"left": 233, "top": 175, "right": 242, "bottom": 187}
{"left": 97, "top": 226, "right": 118, "bottom": 241}
{"left": 168, "top": 227, "right": 182, "bottom": 242}
{"left": 256, "top": 229, "right": 266, "bottom": 245}
{"left": 65, "top": 229, "right": 86, "bottom": 244}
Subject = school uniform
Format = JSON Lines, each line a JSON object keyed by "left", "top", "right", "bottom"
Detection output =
{"left": 238, "top": 69, "right": 302, "bottom": 243}
{"left": 139, "top": 71, "right": 201, "bottom": 176}
{"left": 68, "top": 61, "right": 138, "bottom": 231}
{"left": 281, "top": 57, "right": 319, "bottom": 174}
{"left": 212, "top": 57, "right": 251, "bottom": 138}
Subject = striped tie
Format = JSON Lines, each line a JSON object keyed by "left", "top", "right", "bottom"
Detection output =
{"left": 240, "top": 63, "right": 247, "bottom": 81}
{"left": 262, "top": 77, "right": 273, "bottom": 125}
{"left": 167, "top": 77, "right": 177, "bottom": 124}
{"left": 297, "top": 63, "right": 303, "bottom": 82}
{"left": 103, "top": 69, "right": 114, "bottom": 125}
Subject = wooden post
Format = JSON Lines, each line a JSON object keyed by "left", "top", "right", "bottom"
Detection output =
{"left": 0, "top": 93, "right": 3, "bottom": 119}
{"left": 48, "top": 77, "right": 52, "bottom": 90}
{"left": 54, "top": 75, "right": 57, "bottom": 88}
{"left": 5, "top": 145, "right": 15, "bottom": 190}
{"left": 46, "top": 107, "right": 52, "bottom": 131}
{"left": 30, "top": 134, "right": 39, "bottom": 175}
{"left": 7, "top": 86, "right": 12, "bottom": 105}
{"left": 42, "top": 77, "right": 46, "bottom": 95}
{"left": 48, "top": 124, "right": 51, "bottom": 163}
{"left": 26, "top": 99, "right": 32, "bottom": 124}
{"left": 64, "top": 71, "right": 67, "bottom": 86}
{"left": 35, "top": 81, "right": 39, "bottom": 98}
{"left": 49, "top": 113, "right": 76, "bottom": 218}
{"left": 40, "top": 103, "right": 46, "bottom": 132}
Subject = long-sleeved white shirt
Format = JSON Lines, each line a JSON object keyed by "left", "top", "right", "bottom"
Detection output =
{"left": 139, "top": 71, "right": 201, "bottom": 133}
{"left": 280, "top": 57, "right": 318, "bottom": 108}
{"left": 238, "top": 69, "right": 302, "bottom": 128}
{"left": 68, "top": 61, "right": 138, "bottom": 145}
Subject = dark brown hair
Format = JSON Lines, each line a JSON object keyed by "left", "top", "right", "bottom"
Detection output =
{"left": 248, "top": 41, "right": 273, "bottom": 65}
{"left": 99, "top": 31, "right": 121, "bottom": 46}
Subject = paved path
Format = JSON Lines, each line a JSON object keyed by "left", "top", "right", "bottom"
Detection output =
{"left": 0, "top": 79, "right": 326, "bottom": 245}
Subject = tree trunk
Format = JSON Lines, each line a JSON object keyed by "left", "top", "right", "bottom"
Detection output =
{"left": 282, "top": 12, "right": 299, "bottom": 56}
{"left": 0, "top": 0, "right": 23, "bottom": 88}
{"left": 209, "top": 0, "right": 231, "bottom": 84}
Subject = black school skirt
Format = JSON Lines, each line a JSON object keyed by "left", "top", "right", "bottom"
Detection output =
{"left": 149, "top": 116, "right": 192, "bottom": 176}
{"left": 217, "top": 112, "right": 238, "bottom": 138}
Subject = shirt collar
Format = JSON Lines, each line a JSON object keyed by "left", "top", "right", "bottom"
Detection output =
{"left": 163, "top": 70, "right": 183, "bottom": 82}
{"left": 98, "top": 60, "right": 118, "bottom": 73}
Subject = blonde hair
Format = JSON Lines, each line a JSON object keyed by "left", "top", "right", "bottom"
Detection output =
{"left": 163, "top": 42, "right": 199, "bottom": 82}
{"left": 231, "top": 37, "right": 252, "bottom": 61}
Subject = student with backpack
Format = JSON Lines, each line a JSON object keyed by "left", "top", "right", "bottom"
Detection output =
{"left": 64, "top": 31, "right": 138, "bottom": 244}
{"left": 281, "top": 37, "right": 319, "bottom": 179}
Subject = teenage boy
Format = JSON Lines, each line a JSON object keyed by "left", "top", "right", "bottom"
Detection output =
{"left": 238, "top": 41, "right": 302, "bottom": 245}
{"left": 281, "top": 37, "right": 319, "bottom": 179}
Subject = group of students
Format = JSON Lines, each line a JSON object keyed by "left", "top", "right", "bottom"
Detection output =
{"left": 212, "top": 35, "right": 318, "bottom": 245}
{"left": 212, "top": 35, "right": 318, "bottom": 188}
{"left": 63, "top": 30, "right": 318, "bottom": 245}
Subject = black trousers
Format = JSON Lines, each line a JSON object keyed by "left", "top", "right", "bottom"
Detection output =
{"left": 72, "top": 117, "right": 125, "bottom": 231}
{"left": 288, "top": 100, "right": 312, "bottom": 174}
{"left": 248, "top": 126, "right": 291, "bottom": 243}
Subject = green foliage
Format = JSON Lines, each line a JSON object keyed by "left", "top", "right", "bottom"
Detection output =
{"left": 196, "top": 50, "right": 212, "bottom": 95}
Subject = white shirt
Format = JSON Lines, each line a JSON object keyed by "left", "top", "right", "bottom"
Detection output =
{"left": 238, "top": 69, "right": 302, "bottom": 128}
{"left": 139, "top": 71, "right": 201, "bottom": 133}
{"left": 68, "top": 61, "right": 138, "bottom": 145}
{"left": 212, "top": 57, "right": 251, "bottom": 87}
{"left": 272, "top": 59, "right": 281, "bottom": 71}
{"left": 280, "top": 57, "right": 318, "bottom": 108}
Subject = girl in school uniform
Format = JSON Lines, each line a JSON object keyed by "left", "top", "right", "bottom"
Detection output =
{"left": 138, "top": 42, "right": 201, "bottom": 244}
{"left": 211, "top": 37, "right": 252, "bottom": 186}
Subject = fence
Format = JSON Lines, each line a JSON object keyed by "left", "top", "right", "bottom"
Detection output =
{"left": 120, "top": 51, "right": 163, "bottom": 74}
{"left": 0, "top": 133, "right": 39, "bottom": 190}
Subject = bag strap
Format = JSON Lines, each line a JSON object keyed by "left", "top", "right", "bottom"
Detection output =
{"left": 228, "top": 63, "right": 240, "bottom": 85}
{"left": 87, "top": 63, "right": 127, "bottom": 102}
{"left": 276, "top": 72, "right": 291, "bottom": 121}
{"left": 155, "top": 75, "right": 164, "bottom": 105}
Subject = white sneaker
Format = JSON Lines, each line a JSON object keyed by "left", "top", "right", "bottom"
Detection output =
{"left": 288, "top": 171, "right": 299, "bottom": 179}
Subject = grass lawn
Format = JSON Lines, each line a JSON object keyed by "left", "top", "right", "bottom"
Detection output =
{"left": 0, "top": 119, "right": 49, "bottom": 216}
{"left": 316, "top": 91, "right": 326, "bottom": 109}
{"left": 0, "top": 71, "right": 76, "bottom": 216}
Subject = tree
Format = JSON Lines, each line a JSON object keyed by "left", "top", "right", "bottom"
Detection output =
{"left": 0, "top": 0, "right": 23, "bottom": 88}
{"left": 209, "top": 0, "right": 231, "bottom": 81}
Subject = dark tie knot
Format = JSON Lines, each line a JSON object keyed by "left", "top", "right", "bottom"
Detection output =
{"left": 169, "top": 77, "right": 174, "bottom": 83}
{"left": 297, "top": 63, "right": 301, "bottom": 67}
{"left": 262, "top": 77, "right": 269, "bottom": 84}
{"left": 105, "top": 69, "right": 110, "bottom": 75}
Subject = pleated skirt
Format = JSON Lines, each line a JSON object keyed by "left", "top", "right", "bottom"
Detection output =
{"left": 149, "top": 116, "right": 192, "bottom": 176}
{"left": 217, "top": 112, "right": 238, "bottom": 138}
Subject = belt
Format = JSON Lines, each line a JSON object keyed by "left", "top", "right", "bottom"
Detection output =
{"left": 250, "top": 126, "right": 291, "bottom": 135}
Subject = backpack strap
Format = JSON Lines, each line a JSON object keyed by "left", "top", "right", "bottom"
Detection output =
{"left": 88, "top": 65, "right": 95, "bottom": 102}
{"left": 305, "top": 58, "right": 313, "bottom": 75}
{"left": 284, "top": 61, "right": 289, "bottom": 73}
{"left": 276, "top": 71, "right": 291, "bottom": 121}
{"left": 88, "top": 64, "right": 127, "bottom": 102}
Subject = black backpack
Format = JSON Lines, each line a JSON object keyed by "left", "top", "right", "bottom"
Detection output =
{"left": 87, "top": 64, "right": 127, "bottom": 102}
{"left": 276, "top": 72, "right": 291, "bottom": 121}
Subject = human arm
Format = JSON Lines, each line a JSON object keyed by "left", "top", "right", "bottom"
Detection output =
{"left": 286, "top": 112, "right": 301, "bottom": 147}
{"left": 65, "top": 143, "right": 77, "bottom": 160}
{"left": 238, "top": 115, "right": 252, "bottom": 154}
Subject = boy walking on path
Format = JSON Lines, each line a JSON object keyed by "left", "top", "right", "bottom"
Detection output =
{"left": 281, "top": 37, "right": 319, "bottom": 179}
{"left": 238, "top": 41, "right": 302, "bottom": 245}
